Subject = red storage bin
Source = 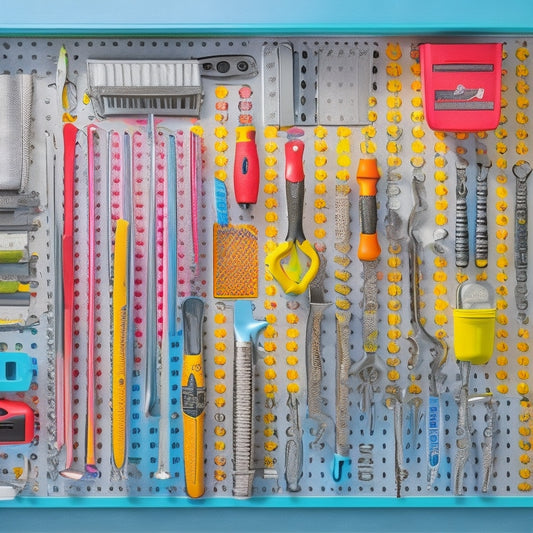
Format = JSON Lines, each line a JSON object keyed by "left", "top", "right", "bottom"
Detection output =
{"left": 420, "top": 42, "right": 503, "bottom": 132}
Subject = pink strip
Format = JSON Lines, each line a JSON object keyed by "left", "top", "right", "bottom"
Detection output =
{"left": 86, "top": 124, "right": 97, "bottom": 464}
{"left": 190, "top": 130, "right": 200, "bottom": 266}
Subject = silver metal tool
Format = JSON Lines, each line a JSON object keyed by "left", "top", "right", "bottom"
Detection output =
{"left": 475, "top": 144, "right": 491, "bottom": 268}
{"left": 262, "top": 42, "right": 296, "bottom": 127}
{"left": 232, "top": 301, "right": 268, "bottom": 498}
{"left": 351, "top": 257, "right": 385, "bottom": 435}
{"left": 407, "top": 169, "right": 448, "bottom": 489}
{"left": 481, "top": 396, "right": 497, "bottom": 493}
{"left": 306, "top": 253, "right": 333, "bottom": 448}
{"left": 353, "top": 158, "right": 385, "bottom": 435}
{"left": 285, "top": 391, "right": 303, "bottom": 492}
{"left": 407, "top": 396, "right": 423, "bottom": 441}
{"left": 513, "top": 160, "right": 532, "bottom": 322}
{"left": 333, "top": 310, "right": 352, "bottom": 482}
{"left": 455, "top": 155, "right": 469, "bottom": 268}
{"left": 144, "top": 114, "right": 160, "bottom": 419}
{"left": 453, "top": 359, "right": 471, "bottom": 496}
{"left": 385, "top": 388, "right": 408, "bottom": 498}
{"left": 317, "top": 44, "right": 374, "bottom": 125}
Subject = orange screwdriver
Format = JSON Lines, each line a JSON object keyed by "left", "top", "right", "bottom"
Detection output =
{"left": 356, "top": 158, "right": 381, "bottom": 262}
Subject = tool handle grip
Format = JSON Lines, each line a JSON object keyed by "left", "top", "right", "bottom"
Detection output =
{"left": 182, "top": 410, "right": 205, "bottom": 498}
{"left": 233, "top": 341, "right": 255, "bottom": 498}
{"left": 515, "top": 176, "right": 528, "bottom": 272}
{"left": 181, "top": 354, "right": 206, "bottom": 498}
{"left": 475, "top": 171, "right": 489, "bottom": 268}
{"left": 306, "top": 307, "right": 325, "bottom": 419}
{"left": 62, "top": 123, "right": 78, "bottom": 238}
{"left": 285, "top": 139, "right": 305, "bottom": 183}
{"left": 356, "top": 159, "right": 381, "bottom": 261}
{"left": 455, "top": 167, "right": 469, "bottom": 268}
{"left": 234, "top": 126, "right": 260, "bottom": 206}
{"left": 112, "top": 219, "right": 129, "bottom": 470}
{"left": 285, "top": 179, "right": 305, "bottom": 243}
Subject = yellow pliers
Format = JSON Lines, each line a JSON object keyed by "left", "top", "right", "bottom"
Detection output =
{"left": 265, "top": 138, "right": 319, "bottom": 295}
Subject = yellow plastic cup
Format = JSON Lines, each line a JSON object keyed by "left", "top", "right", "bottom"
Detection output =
{"left": 453, "top": 308, "right": 496, "bottom": 365}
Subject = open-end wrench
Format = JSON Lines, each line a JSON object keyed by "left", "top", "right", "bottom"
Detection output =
{"left": 407, "top": 169, "right": 448, "bottom": 489}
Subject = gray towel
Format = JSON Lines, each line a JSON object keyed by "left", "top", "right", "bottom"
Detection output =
{"left": 0, "top": 74, "right": 33, "bottom": 192}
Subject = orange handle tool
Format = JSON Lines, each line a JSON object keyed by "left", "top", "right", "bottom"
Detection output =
{"left": 356, "top": 158, "right": 381, "bottom": 261}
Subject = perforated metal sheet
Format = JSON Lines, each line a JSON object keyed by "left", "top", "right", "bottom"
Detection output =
{"left": 0, "top": 36, "right": 531, "bottom": 504}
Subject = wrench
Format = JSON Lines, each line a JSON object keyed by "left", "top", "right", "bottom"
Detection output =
{"left": 513, "top": 160, "right": 532, "bottom": 322}
{"left": 407, "top": 170, "right": 448, "bottom": 489}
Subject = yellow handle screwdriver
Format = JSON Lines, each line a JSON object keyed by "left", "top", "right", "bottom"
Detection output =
{"left": 181, "top": 297, "right": 206, "bottom": 498}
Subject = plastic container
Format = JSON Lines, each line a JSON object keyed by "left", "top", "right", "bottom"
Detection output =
{"left": 420, "top": 42, "right": 503, "bottom": 132}
{"left": 453, "top": 308, "right": 496, "bottom": 365}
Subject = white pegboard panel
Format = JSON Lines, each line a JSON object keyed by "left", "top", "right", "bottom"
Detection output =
{"left": 0, "top": 36, "right": 530, "bottom": 506}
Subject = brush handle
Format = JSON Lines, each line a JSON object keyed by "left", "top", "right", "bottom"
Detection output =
{"left": 233, "top": 341, "right": 255, "bottom": 498}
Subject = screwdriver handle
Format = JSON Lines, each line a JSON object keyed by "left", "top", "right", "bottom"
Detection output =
{"left": 234, "top": 126, "right": 260, "bottom": 207}
{"left": 356, "top": 158, "right": 381, "bottom": 261}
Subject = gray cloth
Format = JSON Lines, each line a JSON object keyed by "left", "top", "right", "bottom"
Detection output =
{"left": 0, "top": 74, "right": 33, "bottom": 191}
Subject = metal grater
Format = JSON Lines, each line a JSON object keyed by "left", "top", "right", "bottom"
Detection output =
{"left": 86, "top": 60, "right": 202, "bottom": 117}
{"left": 262, "top": 41, "right": 315, "bottom": 127}
{"left": 262, "top": 42, "right": 295, "bottom": 127}
{"left": 317, "top": 44, "right": 373, "bottom": 125}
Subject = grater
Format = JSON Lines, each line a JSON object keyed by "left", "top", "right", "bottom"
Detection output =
{"left": 316, "top": 44, "right": 374, "bottom": 125}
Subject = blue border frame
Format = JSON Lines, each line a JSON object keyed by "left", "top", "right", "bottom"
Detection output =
{"left": 1, "top": 0, "right": 533, "bottom": 520}
{"left": 1, "top": 494, "right": 532, "bottom": 508}
{"left": 0, "top": 0, "right": 532, "bottom": 36}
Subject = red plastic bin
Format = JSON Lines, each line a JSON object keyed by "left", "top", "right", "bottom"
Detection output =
{"left": 420, "top": 42, "right": 503, "bottom": 132}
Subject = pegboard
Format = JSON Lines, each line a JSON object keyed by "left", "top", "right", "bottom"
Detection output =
{"left": 0, "top": 35, "right": 532, "bottom": 506}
